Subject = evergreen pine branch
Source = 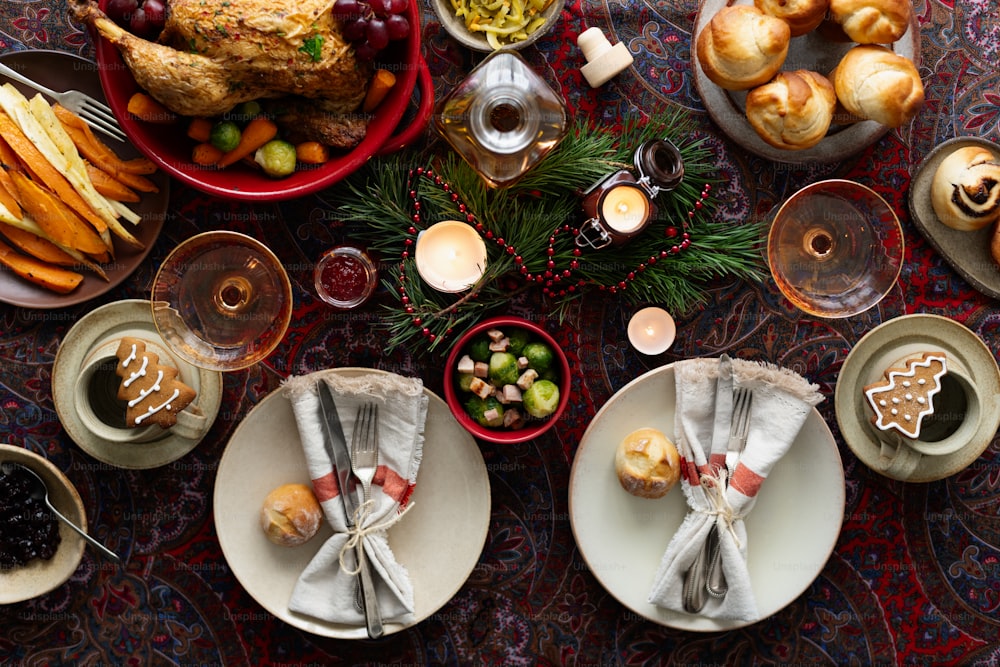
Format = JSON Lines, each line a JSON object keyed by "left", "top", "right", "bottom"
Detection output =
{"left": 323, "top": 106, "right": 765, "bottom": 354}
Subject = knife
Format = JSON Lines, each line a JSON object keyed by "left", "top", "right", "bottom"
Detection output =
{"left": 317, "top": 381, "right": 384, "bottom": 638}
{"left": 681, "top": 354, "right": 733, "bottom": 613}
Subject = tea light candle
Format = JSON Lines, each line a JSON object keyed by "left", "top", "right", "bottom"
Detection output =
{"left": 415, "top": 220, "right": 488, "bottom": 293}
{"left": 627, "top": 307, "right": 676, "bottom": 355}
{"left": 601, "top": 184, "right": 651, "bottom": 234}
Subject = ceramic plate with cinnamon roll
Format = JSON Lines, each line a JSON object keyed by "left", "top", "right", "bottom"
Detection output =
{"left": 909, "top": 137, "right": 1000, "bottom": 299}
{"left": 691, "top": 0, "right": 920, "bottom": 163}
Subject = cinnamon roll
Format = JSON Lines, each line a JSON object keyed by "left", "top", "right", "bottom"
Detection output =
{"left": 930, "top": 145, "right": 1000, "bottom": 231}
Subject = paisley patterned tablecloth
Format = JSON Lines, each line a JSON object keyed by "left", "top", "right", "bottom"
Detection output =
{"left": 2, "top": 0, "right": 1000, "bottom": 665}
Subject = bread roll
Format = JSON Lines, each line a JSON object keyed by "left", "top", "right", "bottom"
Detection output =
{"left": 746, "top": 70, "right": 836, "bottom": 150}
{"left": 697, "top": 5, "right": 790, "bottom": 90}
{"left": 831, "top": 45, "right": 923, "bottom": 128}
{"left": 829, "top": 0, "right": 911, "bottom": 44}
{"left": 260, "top": 483, "right": 323, "bottom": 547}
{"left": 931, "top": 145, "right": 1000, "bottom": 231}
{"left": 614, "top": 427, "right": 681, "bottom": 499}
{"left": 755, "top": 0, "right": 829, "bottom": 36}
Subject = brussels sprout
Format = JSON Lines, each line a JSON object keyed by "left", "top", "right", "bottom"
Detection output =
{"left": 254, "top": 139, "right": 297, "bottom": 178}
{"left": 457, "top": 372, "right": 476, "bottom": 392}
{"left": 522, "top": 342, "right": 555, "bottom": 373}
{"left": 466, "top": 336, "right": 491, "bottom": 362}
{"left": 210, "top": 120, "right": 241, "bottom": 152}
{"left": 541, "top": 368, "right": 560, "bottom": 383}
{"left": 506, "top": 329, "right": 530, "bottom": 355}
{"left": 488, "top": 351, "right": 520, "bottom": 386}
{"left": 465, "top": 395, "right": 504, "bottom": 427}
{"left": 230, "top": 100, "right": 263, "bottom": 124}
{"left": 522, "top": 379, "right": 560, "bottom": 418}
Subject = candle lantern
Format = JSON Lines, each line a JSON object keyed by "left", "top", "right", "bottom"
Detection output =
{"left": 414, "top": 220, "right": 488, "bottom": 293}
{"left": 576, "top": 139, "right": 685, "bottom": 249}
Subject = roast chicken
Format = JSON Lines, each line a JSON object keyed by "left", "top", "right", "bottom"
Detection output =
{"left": 69, "top": 0, "right": 371, "bottom": 146}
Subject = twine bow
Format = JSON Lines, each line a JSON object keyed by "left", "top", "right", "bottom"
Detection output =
{"left": 338, "top": 499, "right": 414, "bottom": 575}
{"left": 697, "top": 468, "right": 744, "bottom": 549}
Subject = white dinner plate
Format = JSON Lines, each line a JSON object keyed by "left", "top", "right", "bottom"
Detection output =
{"left": 569, "top": 361, "right": 844, "bottom": 631}
{"left": 214, "top": 367, "right": 491, "bottom": 638}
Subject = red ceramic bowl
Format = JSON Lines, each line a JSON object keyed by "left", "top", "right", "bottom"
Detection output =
{"left": 92, "top": 0, "right": 433, "bottom": 201}
{"left": 443, "top": 316, "right": 571, "bottom": 444}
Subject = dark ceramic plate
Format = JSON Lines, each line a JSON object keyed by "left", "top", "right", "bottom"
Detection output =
{"left": 909, "top": 136, "right": 1000, "bottom": 300}
{"left": 0, "top": 50, "right": 167, "bottom": 309}
{"left": 691, "top": 0, "right": 920, "bottom": 164}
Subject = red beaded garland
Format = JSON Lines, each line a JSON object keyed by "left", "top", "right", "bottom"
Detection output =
{"left": 396, "top": 166, "right": 712, "bottom": 337}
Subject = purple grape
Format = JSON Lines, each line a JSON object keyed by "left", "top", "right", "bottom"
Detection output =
{"left": 365, "top": 18, "right": 389, "bottom": 50}
{"left": 355, "top": 41, "right": 380, "bottom": 61}
{"left": 388, "top": 0, "right": 408, "bottom": 14}
{"left": 142, "top": 0, "right": 166, "bottom": 29}
{"left": 385, "top": 14, "right": 409, "bottom": 40}
{"left": 130, "top": 5, "right": 152, "bottom": 35}
{"left": 344, "top": 17, "right": 369, "bottom": 42}
{"left": 333, "top": 0, "right": 361, "bottom": 18}
{"left": 371, "top": 0, "right": 393, "bottom": 18}
{"left": 105, "top": 0, "right": 138, "bottom": 24}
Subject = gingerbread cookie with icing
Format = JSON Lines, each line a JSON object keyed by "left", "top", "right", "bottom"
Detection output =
{"left": 863, "top": 352, "right": 947, "bottom": 439}
{"left": 114, "top": 337, "right": 197, "bottom": 429}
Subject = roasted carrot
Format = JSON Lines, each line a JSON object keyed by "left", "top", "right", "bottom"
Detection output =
{"left": 217, "top": 117, "right": 278, "bottom": 168}
{"left": 0, "top": 175, "right": 20, "bottom": 220}
{"left": 126, "top": 92, "right": 177, "bottom": 124}
{"left": 191, "top": 142, "right": 224, "bottom": 166}
{"left": 0, "top": 237, "right": 83, "bottom": 294}
{"left": 0, "top": 223, "right": 78, "bottom": 266}
{"left": 9, "top": 170, "right": 108, "bottom": 257}
{"left": 0, "top": 112, "right": 109, "bottom": 236}
{"left": 85, "top": 162, "right": 140, "bottom": 203}
{"left": 187, "top": 117, "right": 213, "bottom": 143}
{"left": 362, "top": 69, "right": 397, "bottom": 113}
{"left": 295, "top": 141, "right": 330, "bottom": 165}
{"left": 53, "top": 117, "right": 158, "bottom": 194}
{"left": 53, "top": 105, "right": 157, "bottom": 175}
{"left": 0, "top": 133, "right": 20, "bottom": 171}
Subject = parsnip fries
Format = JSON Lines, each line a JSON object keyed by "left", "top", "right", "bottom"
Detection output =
{"left": 0, "top": 82, "right": 157, "bottom": 295}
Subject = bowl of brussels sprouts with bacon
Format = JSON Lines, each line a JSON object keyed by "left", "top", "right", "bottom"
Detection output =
{"left": 443, "top": 316, "right": 571, "bottom": 444}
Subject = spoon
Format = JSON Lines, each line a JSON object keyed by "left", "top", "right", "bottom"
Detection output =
{"left": 1, "top": 461, "right": 121, "bottom": 564}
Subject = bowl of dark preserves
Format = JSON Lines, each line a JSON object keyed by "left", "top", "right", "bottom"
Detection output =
{"left": 0, "top": 445, "right": 87, "bottom": 603}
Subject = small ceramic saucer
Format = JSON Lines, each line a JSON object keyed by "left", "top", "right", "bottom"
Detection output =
{"left": 835, "top": 314, "right": 1000, "bottom": 482}
{"left": 909, "top": 136, "right": 1000, "bottom": 299}
{"left": 52, "top": 300, "right": 222, "bottom": 469}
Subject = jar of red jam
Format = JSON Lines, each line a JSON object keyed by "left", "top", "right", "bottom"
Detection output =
{"left": 314, "top": 246, "right": 377, "bottom": 309}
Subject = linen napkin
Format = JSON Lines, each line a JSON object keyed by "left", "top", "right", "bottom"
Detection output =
{"left": 647, "top": 357, "right": 824, "bottom": 621}
{"left": 282, "top": 371, "right": 427, "bottom": 626}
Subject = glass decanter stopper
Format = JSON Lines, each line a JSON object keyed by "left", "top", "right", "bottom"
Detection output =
{"left": 433, "top": 50, "right": 568, "bottom": 188}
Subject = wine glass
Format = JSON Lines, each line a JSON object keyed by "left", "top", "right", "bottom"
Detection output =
{"left": 151, "top": 231, "right": 293, "bottom": 371}
{"left": 766, "top": 179, "right": 904, "bottom": 318}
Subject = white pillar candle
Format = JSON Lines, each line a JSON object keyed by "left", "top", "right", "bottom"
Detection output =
{"left": 627, "top": 307, "right": 676, "bottom": 355}
{"left": 601, "top": 184, "right": 650, "bottom": 234}
{"left": 415, "top": 220, "right": 488, "bottom": 293}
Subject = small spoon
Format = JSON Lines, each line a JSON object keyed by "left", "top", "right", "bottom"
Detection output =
{"left": 1, "top": 461, "right": 121, "bottom": 564}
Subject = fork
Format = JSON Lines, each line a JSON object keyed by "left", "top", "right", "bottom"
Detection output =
{"left": 0, "top": 63, "right": 126, "bottom": 142}
{"left": 350, "top": 402, "right": 384, "bottom": 638}
{"left": 706, "top": 386, "right": 753, "bottom": 599}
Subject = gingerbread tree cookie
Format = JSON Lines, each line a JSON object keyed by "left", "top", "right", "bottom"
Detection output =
{"left": 114, "top": 337, "right": 197, "bottom": 429}
{"left": 863, "top": 352, "right": 947, "bottom": 439}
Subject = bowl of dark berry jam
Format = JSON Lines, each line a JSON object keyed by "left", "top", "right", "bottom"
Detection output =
{"left": 314, "top": 246, "right": 378, "bottom": 309}
{"left": 0, "top": 445, "right": 87, "bottom": 603}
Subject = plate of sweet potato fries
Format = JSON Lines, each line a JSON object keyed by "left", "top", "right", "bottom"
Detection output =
{"left": 0, "top": 50, "right": 167, "bottom": 308}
